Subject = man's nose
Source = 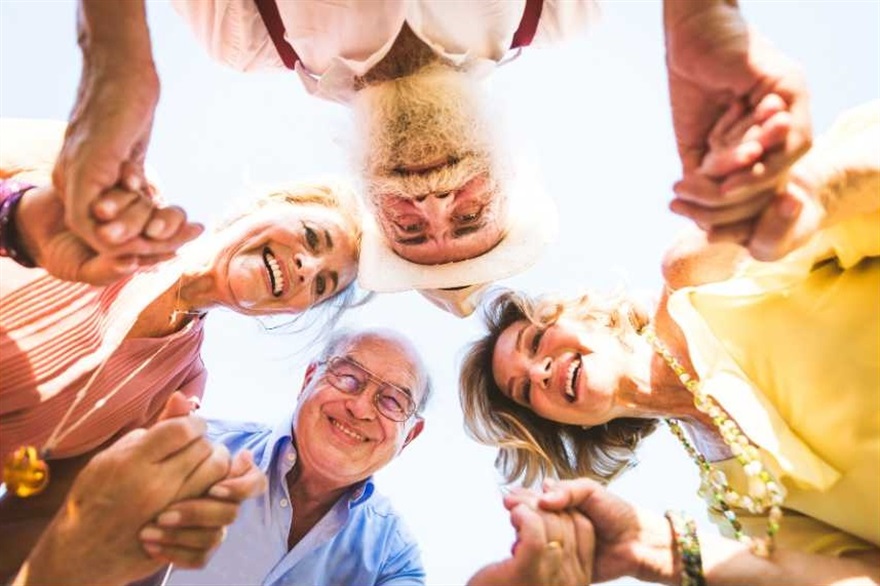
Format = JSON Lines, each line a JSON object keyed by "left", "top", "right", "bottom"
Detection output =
{"left": 345, "top": 386, "right": 377, "bottom": 420}
{"left": 528, "top": 356, "right": 552, "bottom": 388}
{"left": 418, "top": 192, "right": 454, "bottom": 217}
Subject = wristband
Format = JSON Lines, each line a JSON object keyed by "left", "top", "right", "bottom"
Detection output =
{"left": 665, "top": 510, "right": 706, "bottom": 586}
{"left": 0, "top": 179, "right": 38, "bottom": 268}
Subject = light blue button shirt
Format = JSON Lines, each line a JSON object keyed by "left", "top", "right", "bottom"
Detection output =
{"left": 168, "top": 414, "right": 425, "bottom": 586}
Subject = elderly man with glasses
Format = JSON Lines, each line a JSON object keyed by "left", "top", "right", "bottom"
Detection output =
{"left": 164, "top": 328, "right": 431, "bottom": 585}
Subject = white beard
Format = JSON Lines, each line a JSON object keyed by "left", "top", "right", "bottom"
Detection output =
{"left": 352, "top": 64, "right": 500, "bottom": 206}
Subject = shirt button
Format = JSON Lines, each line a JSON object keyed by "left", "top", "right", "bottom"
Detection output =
{"left": 280, "top": 498, "right": 289, "bottom": 508}
{"left": 286, "top": 453, "right": 296, "bottom": 462}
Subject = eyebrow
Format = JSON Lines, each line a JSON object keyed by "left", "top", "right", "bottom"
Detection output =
{"left": 452, "top": 224, "right": 484, "bottom": 238}
{"left": 324, "top": 229, "right": 334, "bottom": 250}
{"left": 394, "top": 235, "right": 428, "bottom": 245}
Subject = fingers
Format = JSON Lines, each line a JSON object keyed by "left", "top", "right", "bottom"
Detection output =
{"left": 670, "top": 190, "right": 775, "bottom": 230}
{"left": 155, "top": 498, "right": 240, "bottom": 530}
{"left": 144, "top": 205, "right": 188, "bottom": 241}
{"left": 76, "top": 253, "right": 141, "bottom": 285}
{"left": 174, "top": 443, "right": 232, "bottom": 502}
{"left": 142, "top": 541, "right": 220, "bottom": 570}
{"left": 701, "top": 95, "right": 791, "bottom": 178}
{"left": 207, "top": 450, "right": 268, "bottom": 502}
{"left": 135, "top": 416, "right": 208, "bottom": 463}
{"left": 502, "top": 487, "right": 540, "bottom": 511}
{"left": 538, "top": 477, "right": 604, "bottom": 514}
{"left": 94, "top": 189, "right": 156, "bottom": 246}
{"left": 509, "top": 503, "right": 549, "bottom": 559}
{"left": 141, "top": 524, "right": 226, "bottom": 553}
{"left": 572, "top": 510, "right": 596, "bottom": 574}
{"left": 101, "top": 221, "right": 204, "bottom": 258}
{"left": 156, "top": 391, "right": 199, "bottom": 422}
{"left": 747, "top": 186, "right": 823, "bottom": 261}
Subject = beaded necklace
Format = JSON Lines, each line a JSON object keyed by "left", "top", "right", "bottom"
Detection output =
{"left": 641, "top": 326, "right": 783, "bottom": 556}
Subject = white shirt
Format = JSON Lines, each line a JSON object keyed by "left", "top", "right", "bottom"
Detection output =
{"left": 173, "top": 0, "right": 593, "bottom": 103}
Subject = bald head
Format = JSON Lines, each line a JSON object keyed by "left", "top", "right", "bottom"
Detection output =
{"left": 319, "top": 328, "right": 432, "bottom": 412}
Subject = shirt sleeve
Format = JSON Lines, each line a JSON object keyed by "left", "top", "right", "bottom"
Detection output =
{"left": 171, "top": 0, "right": 284, "bottom": 72}
{"left": 532, "top": 0, "right": 596, "bottom": 46}
{"left": 376, "top": 528, "right": 426, "bottom": 586}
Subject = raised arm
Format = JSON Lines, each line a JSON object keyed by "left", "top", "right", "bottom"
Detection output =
{"left": 51, "top": 1, "right": 200, "bottom": 261}
{"left": 540, "top": 478, "right": 880, "bottom": 586}
{"left": 0, "top": 119, "right": 203, "bottom": 284}
{"left": 663, "top": 0, "right": 812, "bottom": 261}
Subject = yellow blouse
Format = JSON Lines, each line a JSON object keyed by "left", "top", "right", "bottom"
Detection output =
{"left": 667, "top": 103, "right": 880, "bottom": 556}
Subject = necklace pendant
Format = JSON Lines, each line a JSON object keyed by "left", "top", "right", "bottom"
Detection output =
{"left": 2, "top": 446, "right": 50, "bottom": 498}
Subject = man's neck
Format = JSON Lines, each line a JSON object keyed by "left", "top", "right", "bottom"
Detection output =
{"left": 284, "top": 460, "right": 351, "bottom": 551}
{"left": 357, "top": 23, "right": 441, "bottom": 87}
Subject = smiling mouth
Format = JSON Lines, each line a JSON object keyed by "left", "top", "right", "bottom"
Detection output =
{"left": 565, "top": 356, "right": 582, "bottom": 403}
{"left": 262, "top": 247, "right": 285, "bottom": 297}
{"left": 329, "top": 417, "right": 368, "bottom": 443}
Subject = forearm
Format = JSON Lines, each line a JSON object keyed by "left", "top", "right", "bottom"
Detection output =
{"left": 663, "top": 0, "right": 739, "bottom": 34}
{"left": 646, "top": 529, "right": 880, "bottom": 586}
{"left": 78, "top": 0, "right": 154, "bottom": 66}
{"left": 76, "top": 0, "right": 159, "bottom": 99}
{"left": 702, "top": 533, "right": 879, "bottom": 586}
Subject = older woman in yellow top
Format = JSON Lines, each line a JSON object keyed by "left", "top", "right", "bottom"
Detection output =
{"left": 460, "top": 101, "right": 880, "bottom": 584}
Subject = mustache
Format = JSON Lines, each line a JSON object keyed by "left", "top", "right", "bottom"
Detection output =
{"left": 368, "top": 154, "right": 490, "bottom": 199}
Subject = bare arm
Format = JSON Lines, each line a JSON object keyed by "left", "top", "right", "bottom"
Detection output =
{"left": 539, "top": 478, "right": 880, "bottom": 586}
{"left": 661, "top": 227, "right": 749, "bottom": 290}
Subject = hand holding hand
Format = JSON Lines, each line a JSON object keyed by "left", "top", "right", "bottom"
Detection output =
{"left": 665, "top": 1, "right": 812, "bottom": 260}
{"left": 16, "top": 416, "right": 229, "bottom": 586}
{"left": 538, "top": 478, "right": 676, "bottom": 585}
{"left": 139, "top": 449, "right": 268, "bottom": 568}
{"left": 52, "top": 40, "right": 201, "bottom": 263}
{"left": 672, "top": 94, "right": 823, "bottom": 260}
{"left": 468, "top": 488, "right": 593, "bottom": 586}
{"left": 15, "top": 183, "right": 202, "bottom": 285}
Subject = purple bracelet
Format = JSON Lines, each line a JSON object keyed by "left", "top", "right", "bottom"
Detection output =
{"left": 0, "top": 179, "right": 38, "bottom": 268}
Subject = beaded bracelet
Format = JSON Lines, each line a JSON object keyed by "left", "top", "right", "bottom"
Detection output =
{"left": 0, "top": 179, "right": 38, "bottom": 268}
{"left": 665, "top": 510, "right": 706, "bottom": 586}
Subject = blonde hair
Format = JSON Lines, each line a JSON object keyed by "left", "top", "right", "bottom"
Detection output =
{"left": 218, "top": 179, "right": 371, "bottom": 332}
{"left": 220, "top": 179, "right": 363, "bottom": 248}
{"left": 459, "top": 289, "right": 658, "bottom": 487}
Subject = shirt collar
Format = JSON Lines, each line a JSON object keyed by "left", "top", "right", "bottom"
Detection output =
{"left": 265, "top": 411, "right": 377, "bottom": 506}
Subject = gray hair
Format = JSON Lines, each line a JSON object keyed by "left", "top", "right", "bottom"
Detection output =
{"left": 318, "top": 328, "right": 433, "bottom": 414}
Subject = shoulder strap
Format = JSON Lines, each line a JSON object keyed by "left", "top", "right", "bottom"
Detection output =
{"left": 256, "top": 0, "right": 543, "bottom": 69}
{"left": 254, "top": 0, "right": 299, "bottom": 70}
{"left": 510, "top": 0, "right": 544, "bottom": 49}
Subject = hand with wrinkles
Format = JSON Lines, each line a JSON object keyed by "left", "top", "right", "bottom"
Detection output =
{"left": 665, "top": 0, "right": 812, "bottom": 260}
{"left": 13, "top": 414, "right": 231, "bottom": 586}
{"left": 468, "top": 487, "right": 593, "bottom": 586}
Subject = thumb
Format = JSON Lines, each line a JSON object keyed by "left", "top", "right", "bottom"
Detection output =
{"left": 157, "top": 391, "right": 197, "bottom": 422}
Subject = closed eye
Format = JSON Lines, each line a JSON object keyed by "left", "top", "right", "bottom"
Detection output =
{"left": 521, "top": 381, "right": 532, "bottom": 406}
{"left": 305, "top": 225, "right": 320, "bottom": 250}
{"left": 529, "top": 329, "right": 544, "bottom": 356}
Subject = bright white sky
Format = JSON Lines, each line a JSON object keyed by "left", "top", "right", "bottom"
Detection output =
{"left": 1, "top": 1, "right": 878, "bottom": 584}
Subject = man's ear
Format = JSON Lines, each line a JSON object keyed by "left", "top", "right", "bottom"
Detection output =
{"left": 300, "top": 362, "right": 319, "bottom": 397}
{"left": 401, "top": 417, "right": 425, "bottom": 451}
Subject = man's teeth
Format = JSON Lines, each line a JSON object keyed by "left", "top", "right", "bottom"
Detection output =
{"left": 263, "top": 249, "right": 284, "bottom": 296}
{"left": 565, "top": 357, "right": 581, "bottom": 398}
{"left": 331, "top": 418, "right": 366, "bottom": 442}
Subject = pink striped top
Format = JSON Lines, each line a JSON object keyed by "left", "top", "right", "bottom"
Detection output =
{"left": 0, "top": 259, "right": 206, "bottom": 460}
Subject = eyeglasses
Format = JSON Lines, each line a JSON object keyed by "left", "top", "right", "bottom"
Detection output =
{"left": 319, "top": 356, "right": 417, "bottom": 422}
